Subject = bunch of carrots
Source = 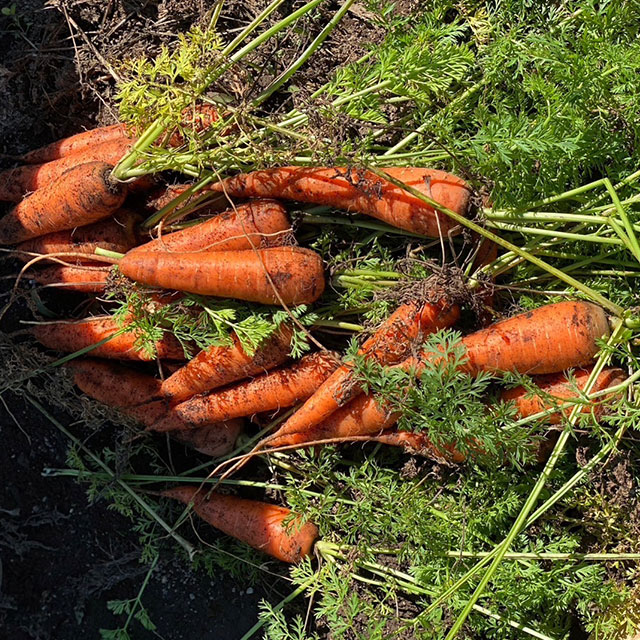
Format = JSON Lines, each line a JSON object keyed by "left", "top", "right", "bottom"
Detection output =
{"left": 1, "top": 118, "right": 626, "bottom": 565}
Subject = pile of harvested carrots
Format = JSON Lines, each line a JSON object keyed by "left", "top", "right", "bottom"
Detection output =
{"left": 1, "top": 119, "right": 626, "bottom": 565}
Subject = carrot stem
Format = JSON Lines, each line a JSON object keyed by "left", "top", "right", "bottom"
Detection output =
{"left": 94, "top": 247, "right": 124, "bottom": 260}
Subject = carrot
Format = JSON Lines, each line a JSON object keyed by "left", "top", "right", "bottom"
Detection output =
{"left": 166, "top": 103, "right": 220, "bottom": 147}
{"left": 160, "top": 324, "right": 294, "bottom": 404}
{"left": 370, "top": 430, "right": 465, "bottom": 462}
{"left": 150, "top": 351, "right": 339, "bottom": 432}
{"left": 267, "top": 301, "right": 611, "bottom": 449}
{"left": 0, "top": 161, "right": 127, "bottom": 244}
{"left": 119, "top": 246, "right": 326, "bottom": 305}
{"left": 0, "top": 138, "right": 132, "bottom": 202}
{"left": 17, "top": 210, "right": 139, "bottom": 260}
{"left": 32, "top": 264, "right": 112, "bottom": 293}
{"left": 440, "top": 300, "right": 611, "bottom": 377}
{"left": 134, "top": 200, "right": 291, "bottom": 254}
{"left": 208, "top": 166, "right": 471, "bottom": 237}
{"left": 32, "top": 315, "right": 186, "bottom": 361}
{"left": 172, "top": 419, "right": 244, "bottom": 457}
{"left": 501, "top": 366, "right": 626, "bottom": 424}
{"left": 20, "top": 124, "right": 128, "bottom": 164}
{"left": 271, "top": 299, "right": 459, "bottom": 444}
{"left": 268, "top": 391, "right": 396, "bottom": 449}
{"left": 161, "top": 486, "right": 318, "bottom": 563}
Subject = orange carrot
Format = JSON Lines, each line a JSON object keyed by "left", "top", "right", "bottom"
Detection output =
{"left": 172, "top": 419, "right": 244, "bottom": 457}
{"left": 20, "top": 124, "right": 128, "bottom": 164}
{"left": 160, "top": 324, "right": 294, "bottom": 404}
{"left": 271, "top": 299, "right": 459, "bottom": 443}
{"left": 151, "top": 351, "right": 339, "bottom": 432}
{"left": 166, "top": 103, "right": 220, "bottom": 146}
{"left": 32, "top": 263, "right": 112, "bottom": 293}
{"left": 17, "top": 210, "right": 139, "bottom": 260}
{"left": 0, "top": 138, "right": 132, "bottom": 202}
{"left": 0, "top": 161, "right": 127, "bottom": 244}
{"left": 119, "top": 246, "right": 326, "bottom": 305}
{"left": 134, "top": 200, "right": 291, "bottom": 254}
{"left": 32, "top": 315, "right": 185, "bottom": 361}
{"left": 267, "top": 301, "right": 611, "bottom": 449}
{"left": 370, "top": 430, "right": 465, "bottom": 462}
{"left": 440, "top": 300, "right": 611, "bottom": 377}
{"left": 162, "top": 486, "right": 318, "bottom": 563}
{"left": 501, "top": 366, "right": 626, "bottom": 424}
{"left": 208, "top": 166, "right": 471, "bottom": 236}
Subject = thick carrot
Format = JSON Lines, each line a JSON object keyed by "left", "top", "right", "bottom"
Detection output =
{"left": 172, "top": 419, "right": 244, "bottom": 457}
{"left": 440, "top": 300, "right": 611, "bottom": 377}
{"left": 119, "top": 246, "right": 326, "bottom": 305}
{"left": 160, "top": 324, "right": 294, "bottom": 404}
{"left": 17, "top": 210, "right": 139, "bottom": 260}
{"left": 32, "top": 315, "right": 185, "bottom": 361}
{"left": 208, "top": 166, "right": 471, "bottom": 237}
{"left": 0, "top": 138, "right": 132, "bottom": 202}
{"left": 161, "top": 486, "right": 318, "bottom": 563}
{"left": 32, "top": 264, "right": 112, "bottom": 293}
{"left": 271, "top": 299, "right": 459, "bottom": 443}
{"left": 20, "top": 124, "right": 128, "bottom": 164}
{"left": 501, "top": 366, "right": 626, "bottom": 424}
{"left": 150, "top": 351, "right": 339, "bottom": 432}
{"left": 134, "top": 200, "right": 291, "bottom": 254}
{"left": 0, "top": 161, "right": 127, "bottom": 244}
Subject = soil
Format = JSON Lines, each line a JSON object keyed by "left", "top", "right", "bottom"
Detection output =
{"left": 0, "top": 1, "right": 384, "bottom": 638}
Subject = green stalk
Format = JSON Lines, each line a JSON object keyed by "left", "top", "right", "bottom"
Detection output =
{"left": 446, "top": 551, "right": 640, "bottom": 561}
{"left": 220, "top": 0, "right": 286, "bottom": 57}
{"left": 94, "top": 247, "right": 125, "bottom": 260}
{"left": 254, "top": 0, "right": 358, "bottom": 105}
{"left": 604, "top": 178, "right": 640, "bottom": 264}
{"left": 443, "top": 323, "right": 626, "bottom": 639}
{"left": 484, "top": 222, "right": 622, "bottom": 245}
{"left": 112, "top": 118, "right": 167, "bottom": 181}
{"left": 364, "top": 165, "right": 624, "bottom": 316}
{"left": 26, "top": 396, "right": 195, "bottom": 557}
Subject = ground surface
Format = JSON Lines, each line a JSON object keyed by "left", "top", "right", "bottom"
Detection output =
{"left": 0, "top": 1, "right": 380, "bottom": 638}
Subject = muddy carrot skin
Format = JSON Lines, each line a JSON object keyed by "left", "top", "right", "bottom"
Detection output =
{"left": 501, "top": 366, "right": 626, "bottom": 424}
{"left": 0, "top": 138, "right": 133, "bottom": 202}
{"left": 172, "top": 420, "right": 244, "bottom": 457}
{"left": 20, "top": 124, "right": 128, "bottom": 164}
{"left": 151, "top": 351, "right": 339, "bottom": 432}
{"left": 17, "top": 210, "right": 139, "bottom": 260}
{"left": 32, "top": 264, "right": 112, "bottom": 293}
{"left": 119, "top": 246, "right": 326, "bottom": 305}
{"left": 134, "top": 200, "right": 291, "bottom": 254}
{"left": 32, "top": 316, "right": 185, "bottom": 361}
{"left": 162, "top": 486, "right": 319, "bottom": 563}
{"left": 370, "top": 430, "right": 466, "bottom": 462}
{"left": 160, "top": 325, "right": 294, "bottom": 404}
{"left": 208, "top": 166, "right": 472, "bottom": 237}
{"left": 272, "top": 299, "right": 460, "bottom": 443}
{"left": 0, "top": 162, "right": 127, "bottom": 244}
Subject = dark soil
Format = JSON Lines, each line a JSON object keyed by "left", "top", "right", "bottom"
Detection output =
{"left": 0, "top": 1, "right": 383, "bottom": 638}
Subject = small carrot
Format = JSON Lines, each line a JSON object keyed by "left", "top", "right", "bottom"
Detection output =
{"left": 32, "top": 263, "right": 112, "bottom": 293}
{"left": 0, "top": 138, "right": 132, "bottom": 202}
{"left": 501, "top": 366, "right": 626, "bottom": 424}
{"left": 166, "top": 103, "right": 220, "bottom": 146}
{"left": 161, "top": 486, "right": 318, "bottom": 563}
{"left": 150, "top": 351, "right": 339, "bottom": 432}
{"left": 271, "top": 299, "right": 459, "bottom": 443}
{"left": 32, "top": 315, "right": 186, "bottom": 361}
{"left": 20, "top": 124, "right": 128, "bottom": 164}
{"left": 135, "top": 200, "right": 291, "bottom": 254}
{"left": 0, "top": 161, "right": 127, "bottom": 244}
{"left": 370, "top": 430, "right": 465, "bottom": 462}
{"left": 17, "top": 210, "right": 139, "bottom": 260}
{"left": 208, "top": 166, "right": 471, "bottom": 237}
{"left": 160, "top": 324, "right": 294, "bottom": 404}
{"left": 119, "top": 246, "right": 326, "bottom": 305}
{"left": 172, "top": 419, "right": 244, "bottom": 457}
